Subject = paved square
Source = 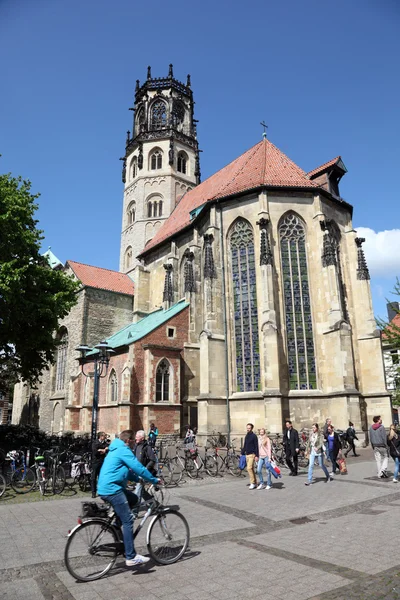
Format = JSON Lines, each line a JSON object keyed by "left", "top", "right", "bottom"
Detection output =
{"left": 1, "top": 451, "right": 400, "bottom": 599}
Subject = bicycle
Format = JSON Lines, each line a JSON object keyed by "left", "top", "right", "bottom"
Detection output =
{"left": 157, "top": 444, "right": 183, "bottom": 486}
{"left": 5, "top": 449, "right": 36, "bottom": 494}
{"left": 205, "top": 438, "right": 242, "bottom": 476}
{"left": 64, "top": 482, "right": 190, "bottom": 582}
{"left": 0, "top": 472, "right": 6, "bottom": 498}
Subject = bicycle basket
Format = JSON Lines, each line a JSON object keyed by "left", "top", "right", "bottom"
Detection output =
{"left": 81, "top": 502, "right": 109, "bottom": 519}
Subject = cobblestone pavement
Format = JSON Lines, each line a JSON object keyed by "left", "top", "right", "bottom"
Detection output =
{"left": 1, "top": 451, "right": 400, "bottom": 599}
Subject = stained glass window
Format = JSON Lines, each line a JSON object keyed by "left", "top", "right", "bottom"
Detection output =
{"left": 151, "top": 101, "right": 167, "bottom": 129}
{"left": 279, "top": 213, "right": 316, "bottom": 390}
{"left": 55, "top": 330, "right": 68, "bottom": 391}
{"left": 230, "top": 220, "right": 260, "bottom": 392}
{"left": 156, "top": 360, "right": 170, "bottom": 401}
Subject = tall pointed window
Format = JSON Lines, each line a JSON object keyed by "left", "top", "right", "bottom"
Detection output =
{"left": 109, "top": 371, "right": 118, "bottom": 403}
{"left": 279, "top": 213, "right": 316, "bottom": 390}
{"left": 55, "top": 330, "right": 68, "bottom": 391}
{"left": 156, "top": 359, "right": 170, "bottom": 402}
{"left": 177, "top": 152, "right": 188, "bottom": 174}
{"left": 151, "top": 101, "right": 167, "bottom": 129}
{"left": 127, "top": 201, "right": 135, "bottom": 225}
{"left": 150, "top": 149, "right": 163, "bottom": 170}
{"left": 230, "top": 220, "right": 260, "bottom": 392}
{"left": 130, "top": 157, "right": 137, "bottom": 180}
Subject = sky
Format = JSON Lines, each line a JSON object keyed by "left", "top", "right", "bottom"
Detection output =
{"left": 0, "top": 0, "right": 399, "bottom": 321}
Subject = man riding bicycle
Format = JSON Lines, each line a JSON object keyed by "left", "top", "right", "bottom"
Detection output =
{"left": 97, "top": 429, "right": 160, "bottom": 567}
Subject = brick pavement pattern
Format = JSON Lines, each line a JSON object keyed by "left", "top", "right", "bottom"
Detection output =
{"left": 1, "top": 452, "right": 400, "bottom": 599}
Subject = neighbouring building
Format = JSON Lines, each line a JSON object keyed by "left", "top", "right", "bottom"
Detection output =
{"left": 13, "top": 65, "right": 392, "bottom": 440}
{"left": 382, "top": 302, "right": 400, "bottom": 405}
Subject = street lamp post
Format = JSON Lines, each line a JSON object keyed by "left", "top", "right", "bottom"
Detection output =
{"left": 76, "top": 341, "right": 114, "bottom": 442}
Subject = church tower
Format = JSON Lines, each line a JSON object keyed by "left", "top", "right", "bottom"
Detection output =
{"left": 119, "top": 65, "right": 200, "bottom": 276}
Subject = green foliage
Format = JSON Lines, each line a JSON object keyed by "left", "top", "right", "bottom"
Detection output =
{"left": 0, "top": 424, "right": 90, "bottom": 454}
{"left": 0, "top": 171, "right": 79, "bottom": 391}
{"left": 377, "top": 277, "right": 400, "bottom": 348}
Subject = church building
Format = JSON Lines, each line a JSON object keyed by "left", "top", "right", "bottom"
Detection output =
{"left": 13, "top": 66, "right": 391, "bottom": 440}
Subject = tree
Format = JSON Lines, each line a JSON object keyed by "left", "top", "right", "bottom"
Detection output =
{"left": 378, "top": 278, "right": 400, "bottom": 405}
{"left": 0, "top": 171, "right": 79, "bottom": 392}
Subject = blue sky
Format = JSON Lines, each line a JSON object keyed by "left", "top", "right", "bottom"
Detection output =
{"left": 1, "top": 0, "right": 399, "bottom": 320}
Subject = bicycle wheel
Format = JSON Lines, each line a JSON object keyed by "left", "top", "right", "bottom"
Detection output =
{"left": 161, "top": 459, "right": 182, "bottom": 486}
{"left": 51, "top": 465, "right": 66, "bottom": 495}
{"left": 0, "top": 473, "right": 6, "bottom": 498}
{"left": 204, "top": 455, "right": 218, "bottom": 477}
{"left": 78, "top": 474, "right": 91, "bottom": 492}
{"left": 226, "top": 453, "right": 241, "bottom": 476}
{"left": 64, "top": 519, "right": 120, "bottom": 582}
{"left": 298, "top": 451, "right": 309, "bottom": 468}
{"left": 11, "top": 467, "right": 36, "bottom": 494}
{"left": 147, "top": 510, "right": 190, "bottom": 565}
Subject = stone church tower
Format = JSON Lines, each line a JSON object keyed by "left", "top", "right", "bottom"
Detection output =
{"left": 119, "top": 65, "right": 200, "bottom": 277}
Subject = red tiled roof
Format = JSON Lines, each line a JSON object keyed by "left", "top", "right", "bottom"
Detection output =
{"left": 307, "top": 156, "right": 341, "bottom": 178}
{"left": 382, "top": 313, "right": 400, "bottom": 341}
{"left": 67, "top": 261, "right": 134, "bottom": 296}
{"left": 140, "top": 138, "right": 318, "bottom": 256}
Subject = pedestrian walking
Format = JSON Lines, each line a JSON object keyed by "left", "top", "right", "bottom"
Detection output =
{"left": 369, "top": 415, "right": 389, "bottom": 478}
{"left": 256, "top": 428, "right": 272, "bottom": 490}
{"left": 326, "top": 424, "right": 341, "bottom": 477}
{"left": 345, "top": 421, "right": 359, "bottom": 457}
{"left": 132, "top": 430, "right": 157, "bottom": 500}
{"left": 323, "top": 418, "right": 332, "bottom": 465}
{"left": 388, "top": 424, "right": 400, "bottom": 483}
{"left": 148, "top": 423, "right": 158, "bottom": 448}
{"left": 305, "top": 423, "right": 332, "bottom": 485}
{"left": 241, "top": 423, "right": 259, "bottom": 489}
{"left": 91, "top": 431, "right": 108, "bottom": 498}
{"left": 283, "top": 420, "right": 299, "bottom": 476}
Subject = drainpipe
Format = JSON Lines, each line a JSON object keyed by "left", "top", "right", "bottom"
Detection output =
{"left": 218, "top": 204, "right": 231, "bottom": 445}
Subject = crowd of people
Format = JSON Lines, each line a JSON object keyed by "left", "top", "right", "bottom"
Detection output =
{"left": 241, "top": 416, "right": 400, "bottom": 489}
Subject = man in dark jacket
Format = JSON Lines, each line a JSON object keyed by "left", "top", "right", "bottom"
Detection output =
{"left": 369, "top": 416, "right": 389, "bottom": 478}
{"left": 345, "top": 421, "right": 359, "bottom": 458}
{"left": 91, "top": 431, "right": 108, "bottom": 498}
{"left": 283, "top": 420, "right": 300, "bottom": 476}
{"left": 132, "top": 430, "right": 158, "bottom": 500}
{"left": 241, "top": 423, "right": 259, "bottom": 489}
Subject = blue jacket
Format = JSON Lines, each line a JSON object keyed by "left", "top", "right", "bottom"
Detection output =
{"left": 97, "top": 438, "right": 158, "bottom": 496}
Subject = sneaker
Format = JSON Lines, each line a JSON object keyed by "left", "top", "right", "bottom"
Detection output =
{"left": 393, "top": 478, "right": 399, "bottom": 483}
{"left": 329, "top": 472, "right": 334, "bottom": 478}
{"left": 126, "top": 555, "right": 150, "bottom": 567}
{"left": 265, "top": 485, "right": 271, "bottom": 490}
{"left": 305, "top": 482, "right": 312, "bottom": 486}
{"left": 249, "top": 484, "right": 256, "bottom": 490}
{"left": 256, "top": 484, "right": 265, "bottom": 490}
{"left": 325, "top": 477, "right": 333, "bottom": 483}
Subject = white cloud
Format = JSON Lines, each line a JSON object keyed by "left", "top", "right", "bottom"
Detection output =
{"left": 354, "top": 227, "right": 400, "bottom": 278}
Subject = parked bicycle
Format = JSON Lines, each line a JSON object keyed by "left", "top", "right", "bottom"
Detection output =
{"left": 64, "top": 481, "right": 190, "bottom": 581}
{"left": 4, "top": 449, "right": 36, "bottom": 494}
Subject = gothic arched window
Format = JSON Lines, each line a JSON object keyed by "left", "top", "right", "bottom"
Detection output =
{"left": 156, "top": 359, "right": 170, "bottom": 402}
{"left": 151, "top": 101, "right": 167, "bottom": 129}
{"left": 158, "top": 200, "right": 163, "bottom": 217}
{"left": 108, "top": 370, "right": 118, "bottom": 403}
{"left": 136, "top": 108, "right": 145, "bottom": 134}
{"left": 279, "top": 213, "right": 316, "bottom": 390}
{"left": 150, "top": 149, "right": 163, "bottom": 170}
{"left": 147, "top": 202, "right": 153, "bottom": 218}
{"left": 130, "top": 157, "right": 137, "bottom": 180}
{"left": 55, "top": 329, "right": 68, "bottom": 391}
{"left": 177, "top": 152, "right": 188, "bottom": 174}
{"left": 172, "top": 100, "right": 185, "bottom": 129}
{"left": 230, "top": 220, "right": 260, "bottom": 392}
{"left": 127, "top": 201, "right": 135, "bottom": 225}
{"left": 125, "top": 246, "right": 133, "bottom": 270}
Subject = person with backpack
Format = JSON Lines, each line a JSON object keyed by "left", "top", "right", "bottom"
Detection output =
{"left": 148, "top": 423, "right": 158, "bottom": 448}
{"left": 388, "top": 424, "right": 400, "bottom": 483}
{"left": 345, "top": 421, "right": 359, "bottom": 457}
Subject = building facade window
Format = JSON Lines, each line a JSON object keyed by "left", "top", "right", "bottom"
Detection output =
{"left": 125, "top": 246, "right": 133, "bottom": 270}
{"left": 150, "top": 149, "right": 163, "bottom": 170}
{"left": 55, "top": 330, "right": 68, "bottom": 391}
{"left": 109, "top": 371, "right": 118, "bottom": 403}
{"left": 279, "top": 213, "right": 316, "bottom": 390}
{"left": 147, "top": 196, "right": 163, "bottom": 218}
{"left": 177, "top": 152, "right": 188, "bottom": 174}
{"left": 230, "top": 219, "right": 260, "bottom": 392}
{"left": 127, "top": 201, "right": 136, "bottom": 225}
{"left": 130, "top": 157, "right": 137, "bottom": 180}
{"left": 156, "top": 359, "right": 170, "bottom": 402}
{"left": 151, "top": 101, "right": 167, "bottom": 129}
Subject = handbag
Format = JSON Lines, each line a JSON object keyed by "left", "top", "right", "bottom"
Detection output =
{"left": 390, "top": 439, "right": 400, "bottom": 457}
{"left": 337, "top": 453, "right": 348, "bottom": 475}
{"left": 239, "top": 455, "right": 247, "bottom": 470}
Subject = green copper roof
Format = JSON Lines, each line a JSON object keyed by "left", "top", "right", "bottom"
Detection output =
{"left": 43, "top": 247, "right": 63, "bottom": 269}
{"left": 96, "top": 299, "right": 189, "bottom": 352}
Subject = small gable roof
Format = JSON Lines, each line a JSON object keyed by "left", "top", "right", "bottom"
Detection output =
{"left": 382, "top": 313, "right": 400, "bottom": 342}
{"left": 43, "top": 247, "right": 63, "bottom": 269}
{"left": 67, "top": 260, "right": 134, "bottom": 296}
{"left": 96, "top": 299, "right": 189, "bottom": 350}
{"left": 140, "top": 138, "right": 319, "bottom": 257}
{"left": 307, "top": 156, "right": 347, "bottom": 179}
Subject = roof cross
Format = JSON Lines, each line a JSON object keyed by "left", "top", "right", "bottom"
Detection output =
{"left": 260, "top": 121, "right": 268, "bottom": 139}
